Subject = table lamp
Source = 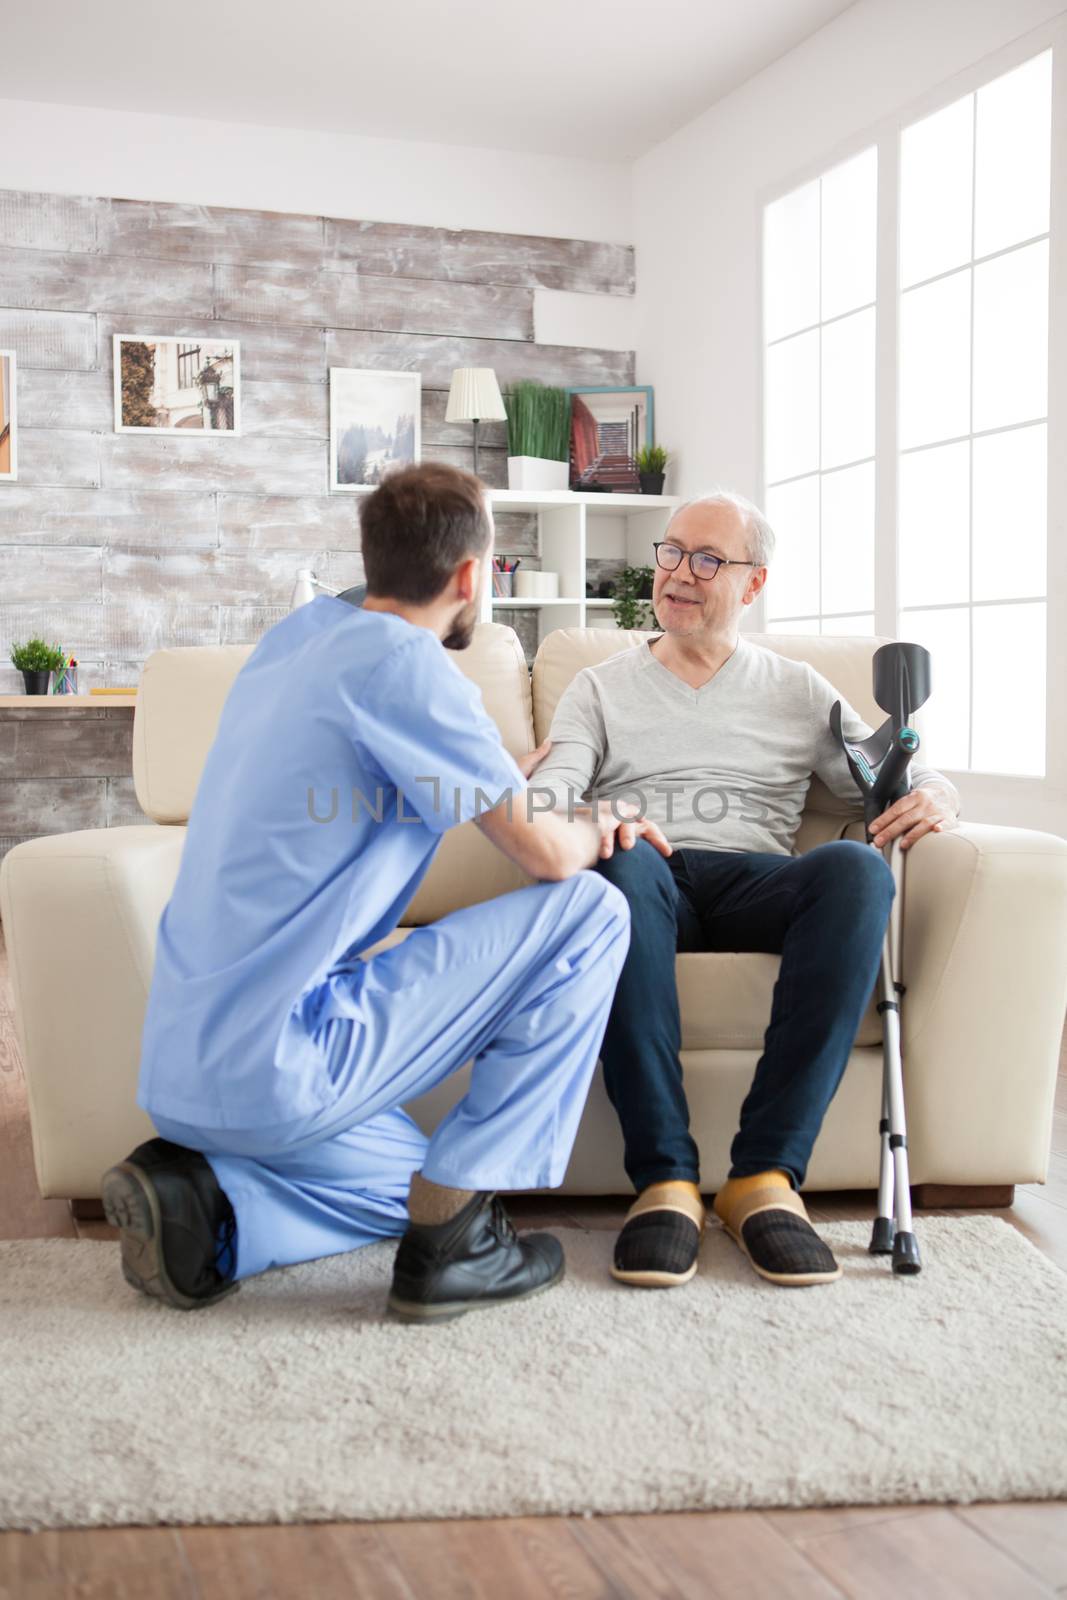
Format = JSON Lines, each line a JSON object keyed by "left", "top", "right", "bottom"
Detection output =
{"left": 444, "top": 368, "right": 506, "bottom": 479}
{"left": 290, "top": 568, "right": 365, "bottom": 610}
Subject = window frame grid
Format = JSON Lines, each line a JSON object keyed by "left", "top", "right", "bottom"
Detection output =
{"left": 762, "top": 159, "right": 879, "bottom": 634}
{"left": 755, "top": 16, "right": 1065, "bottom": 812}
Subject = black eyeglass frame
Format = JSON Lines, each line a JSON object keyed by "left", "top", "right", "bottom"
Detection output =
{"left": 652, "top": 541, "right": 761, "bottom": 582}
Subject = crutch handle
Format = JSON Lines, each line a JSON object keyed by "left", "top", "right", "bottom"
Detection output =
{"left": 871, "top": 726, "right": 920, "bottom": 807}
{"left": 863, "top": 726, "right": 921, "bottom": 841}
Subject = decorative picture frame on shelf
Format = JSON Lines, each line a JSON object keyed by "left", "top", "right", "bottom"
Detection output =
{"left": 566, "top": 384, "right": 654, "bottom": 493}
{"left": 0, "top": 350, "right": 17, "bottom": 481}
{"left": 113, "top": 336, "right": 241, "bottom": 435}
{"left": 330, "top": 368, "right": 421, "bottom": 492}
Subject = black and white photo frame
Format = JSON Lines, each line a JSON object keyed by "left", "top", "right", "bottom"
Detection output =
{"left": 330, "top": 367, "right": 420, "bottom": 491}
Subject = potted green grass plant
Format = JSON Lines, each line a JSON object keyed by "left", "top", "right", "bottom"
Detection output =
{"left": 636, "top": 443, "right": 669, "bottom": 495}
{"left": 504, "top": 380, "right": 571, "bottom": 491}
{"left": 10, "top": 636, "right": 65, "bottom": 695}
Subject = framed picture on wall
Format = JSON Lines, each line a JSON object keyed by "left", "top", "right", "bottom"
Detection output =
{"left": 330, "top": 368, "right": 420, "bottom": 492}
{"left": 0, "top": 350, "right": 16, "bottom": 481}
{"left": 113, "top": 335, "right": 241, "bottom": 434}
{"left": 566, "top": 384, "right": 654, "bottom": 492}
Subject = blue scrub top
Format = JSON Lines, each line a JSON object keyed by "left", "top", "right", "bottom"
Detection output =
{"left": 136, "top": 597, "right": 527, "bottom": 1130}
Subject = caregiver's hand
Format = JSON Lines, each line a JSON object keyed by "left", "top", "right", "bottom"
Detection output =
{"left": 517, "top": 738, "right": 552, "bottom": 779}
{"left": 589, "top": 800, "right": 673, "bottom": 862}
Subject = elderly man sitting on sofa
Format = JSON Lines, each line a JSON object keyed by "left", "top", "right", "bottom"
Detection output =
{"left": 530, "top": 490, "right": 962, "bottom": 1290}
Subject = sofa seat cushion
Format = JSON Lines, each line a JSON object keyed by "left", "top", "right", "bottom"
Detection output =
{"left": 362, "top": 930, "right": 883, "bottom": 1050}
{"left": 675, "top": 952, "right": 882, "bottom": 1049}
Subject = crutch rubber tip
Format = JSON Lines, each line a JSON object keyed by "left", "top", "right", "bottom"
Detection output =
{"left": 892, "top": 1231, "right": 922, "bottom": 1275}
{"left": 869, "top": 1217, "right": 895, "bottom": 1255}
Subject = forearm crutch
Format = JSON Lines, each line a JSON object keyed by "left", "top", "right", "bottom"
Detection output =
{"left": 830, "top": 641, "right": 932, "bottom": 1276}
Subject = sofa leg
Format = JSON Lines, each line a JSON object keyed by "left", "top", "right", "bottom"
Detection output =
{"left": 70, "top": 1197, "right": 106, "bottom": 1221}
{"left": 911, "top": 1183, "right": 1014, "bottom": 1209}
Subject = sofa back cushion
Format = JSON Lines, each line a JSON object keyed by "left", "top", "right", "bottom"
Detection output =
{"left": 532, "top": 627, "right": 894, "bottom": 737}
{"left": 531, "top": 627, "right": 932, "bottom": 844}
{"left": 399, "top": 624, "right": 536, "bottom": 923}
{"left": 132, "top": 620, "right": 535, "bottom": 826}
{"left": 133, "top": 644, "right": 254, "bottom": 824}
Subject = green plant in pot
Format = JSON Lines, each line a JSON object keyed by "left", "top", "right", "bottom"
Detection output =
{"left": 504, "top": 380, "right": 571, "bottom": 491}
{"left": 636, "top": 443, "right": 669, "bottom": 495}
{"left": 611, "top": 565, "right": 657, "bottom": 631}
{"left": 10, "top": 636, "right": 66, "bottom": 695}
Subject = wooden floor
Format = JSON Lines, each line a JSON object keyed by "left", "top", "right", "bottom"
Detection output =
{"left": 2, "top": 923, "right": 1066, "bottom": 1599}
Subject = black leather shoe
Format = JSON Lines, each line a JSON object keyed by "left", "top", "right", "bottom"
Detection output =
{"left": 101, "top": 1137, "right": 240, "bottom": 1311}
{"left": 387, "top": 1192, "right": 564, "bottom": 1322}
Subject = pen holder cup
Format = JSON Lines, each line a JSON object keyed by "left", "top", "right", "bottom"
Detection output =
{"left": 52, "top": 664, "right": 78, "bottom": 695}
{"left": 492, "top": 570, "right": 514, "bottom": 599}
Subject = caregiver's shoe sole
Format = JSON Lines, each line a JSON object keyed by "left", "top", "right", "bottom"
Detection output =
{"left": 387, "top": 1258, "right": 565, "bottom": 1323}
{"left": 101, "top": 1162, "right": 240, "bottom": 1312}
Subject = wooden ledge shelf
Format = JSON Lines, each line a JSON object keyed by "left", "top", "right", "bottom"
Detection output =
{"left": 0, "top": 695, "right": 138, "bottom": 709}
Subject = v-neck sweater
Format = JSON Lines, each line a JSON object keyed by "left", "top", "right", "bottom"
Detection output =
{"left": 532, "top": 635, "right": 959, "bottom": 857}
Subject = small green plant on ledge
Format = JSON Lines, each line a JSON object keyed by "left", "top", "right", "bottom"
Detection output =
{"left": 611, "top": 565, "right": 656, "bottom": 631}
{"left": 10, "top": 637, "right": 65, "bottom": 673}
{"left": 636, "top": 443, "right": 669, "bottom": 474}
{"left": 504, "top": 380, "right": 570, "bottom": 461}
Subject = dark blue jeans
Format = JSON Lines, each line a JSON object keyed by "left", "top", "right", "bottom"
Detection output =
{"left": 594, "top": 838, "right": 895, "bottom": 1192}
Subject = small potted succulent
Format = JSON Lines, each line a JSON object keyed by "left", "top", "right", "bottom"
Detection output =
{"left": 10, "top": 636, "right": 66, "bottom": 695}
{"left": 611, "top": 565, "right": 657, "bottom": 631}
{"left": 636, "top": 443, "right": 669, "bottom": 495}
{"left": 504, "top": 380, "right": 571, "bottom": 490}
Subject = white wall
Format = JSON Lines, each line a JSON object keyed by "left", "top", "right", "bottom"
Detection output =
{"left": 0, "top": 97, "right": 637, "bottom": 358}
{"left": 533, "top": 289, "right": 637, "bottom": 352}
{"left": 0, "top": 96, "right": 632, "bottom": 246}
{"left": 632, "top": 0, "right": 1067, "bottom": 833}
{"left": 632, "top": 0, "right": 1065, "bottom": 491}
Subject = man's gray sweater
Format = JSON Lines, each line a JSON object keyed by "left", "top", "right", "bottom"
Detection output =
{"left": 532, "top": 634, "right": 960, "bottom": 857}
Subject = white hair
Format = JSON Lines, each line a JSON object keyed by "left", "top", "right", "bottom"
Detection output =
{"left": 667, "top": 487, "right": 775, "bottom": 568}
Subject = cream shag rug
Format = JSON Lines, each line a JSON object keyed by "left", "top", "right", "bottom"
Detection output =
{"left": 2, "top": 1218, "right": 1066, "bottom": 1531}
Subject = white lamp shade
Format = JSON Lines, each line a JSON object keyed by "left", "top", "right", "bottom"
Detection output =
{"left": 445, "top": 367, "right": 506, "bottom": 422}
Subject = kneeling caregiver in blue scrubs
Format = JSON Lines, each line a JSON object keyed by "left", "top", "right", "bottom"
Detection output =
{"left": 102, "top": 463, "right": 667, "bottom": 1321}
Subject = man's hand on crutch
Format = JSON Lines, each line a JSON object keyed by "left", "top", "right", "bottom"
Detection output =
{"left": 869, "top": 781, "right": 958, "bottom": 852}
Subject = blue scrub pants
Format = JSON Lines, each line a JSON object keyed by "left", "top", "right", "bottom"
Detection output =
{"left": 150, "top": 871, "right": 629, "bottom": 1283}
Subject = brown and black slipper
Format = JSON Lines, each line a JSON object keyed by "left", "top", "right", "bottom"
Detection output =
{"left": 611, "top": 1182, "right": 706, "bottom": 1288}
{"left": 718, "top": 1185, "right": 841, "bottom": 1286}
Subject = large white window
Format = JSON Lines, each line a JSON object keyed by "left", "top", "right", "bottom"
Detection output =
{"left": 897, "top": 52, "right": 1050, "bottom": 777}
{"left": 762, "top": 51, "right": 1052, "bottom": 779}
{"left": 762, "top": 146, "right": 878, "bottom": 638}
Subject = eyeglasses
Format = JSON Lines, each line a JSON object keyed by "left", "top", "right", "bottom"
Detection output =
{"left": 653, "top": 542, "right": 760, "bottom": 582}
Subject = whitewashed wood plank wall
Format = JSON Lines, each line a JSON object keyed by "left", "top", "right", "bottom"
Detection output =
{"left": 0, "top": 187, "right": 636, "bottom": 860}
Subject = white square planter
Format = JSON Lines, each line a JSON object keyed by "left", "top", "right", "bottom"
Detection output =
{"left": 506, "top": 456, "right": 570, "bottom": 491}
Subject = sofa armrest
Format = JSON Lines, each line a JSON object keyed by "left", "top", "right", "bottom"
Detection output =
{"left": 842, "top": 820, "right": 1067, "bottom": 1185}
{"left": 0, "top": 826, "right": 184, "bottom": 1198}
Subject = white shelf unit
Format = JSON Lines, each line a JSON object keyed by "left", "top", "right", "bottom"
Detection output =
{"left": 483, "top": 491, "right": 680, "bottom": 649}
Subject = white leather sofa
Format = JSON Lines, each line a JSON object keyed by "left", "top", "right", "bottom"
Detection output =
{"left": 2, "top": 622, "right": 1066, "bottom": 1205}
